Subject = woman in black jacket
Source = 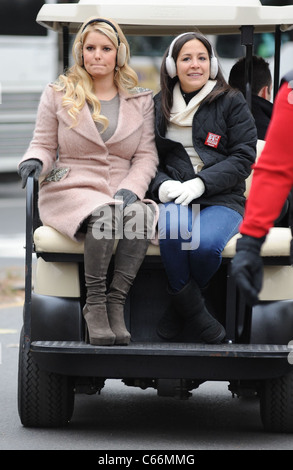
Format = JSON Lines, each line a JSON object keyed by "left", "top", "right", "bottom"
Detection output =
{"left": 149, "top": 31, "right": 257, "bottom": 344}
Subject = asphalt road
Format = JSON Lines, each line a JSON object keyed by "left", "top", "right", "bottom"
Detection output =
{"left": 1, "top": 306, "right": 293, "bottom": 451}
{"left": 0, "top": 175, "right": 293, "bottom": 451}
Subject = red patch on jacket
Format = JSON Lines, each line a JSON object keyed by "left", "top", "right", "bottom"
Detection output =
{"left": 205, "top": 132, "right": 221, "bottom": 148}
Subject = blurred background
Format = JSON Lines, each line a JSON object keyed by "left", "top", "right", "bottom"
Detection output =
{"left": 0, "top": 0, "right": 293, "bottom": 176}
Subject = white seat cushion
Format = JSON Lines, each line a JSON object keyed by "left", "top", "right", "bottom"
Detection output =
{"left": 222, "top": 227, "right": 291, "bottom": 258}
{"left": 34, "top": 225, "right": 291, "bottom": 258}
{"left": 33, "top": 225, "right": 161, "bottom": 256}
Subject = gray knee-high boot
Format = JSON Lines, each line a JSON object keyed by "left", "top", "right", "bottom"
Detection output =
{"left": 157, "top": 279, "right": 226, "bottom": 344}
{"left": 107, "top": 237, "right": 150, "bottom": 344}
{"left": 83, "top": 212, "right": 116, "bottom": 346}
{"left": 107, "top": 201, "right": 154, "bottom": 345}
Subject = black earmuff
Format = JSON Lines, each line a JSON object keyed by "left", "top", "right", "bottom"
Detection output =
{"left": 76, "top": 18, "right": 126, "bottom": 68}
{"left": 165, "top": 32, "right": 218, "bottom": 79}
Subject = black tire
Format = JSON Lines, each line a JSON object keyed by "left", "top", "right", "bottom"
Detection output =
{"left": 260, "top": 369, "right": 293, "bottom": 433}
{"left": 18, "top": 328, "right": 75, "bottom": 427}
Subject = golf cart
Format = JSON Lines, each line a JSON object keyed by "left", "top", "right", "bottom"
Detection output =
{"left": 18, "top": 0, "right": 293, "bottom": 432}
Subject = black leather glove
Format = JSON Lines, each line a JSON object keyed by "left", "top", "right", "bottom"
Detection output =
{"left": 114, "top": 189, "right": 138, "bottom": 209}
{"left": 18, "top": 159, "right": 43, "bottom": 188}
{"left": 231, "top": 234, "right": 266, "bottom": 306}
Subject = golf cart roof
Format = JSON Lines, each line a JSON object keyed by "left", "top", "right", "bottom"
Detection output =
{"left": 37, "top": 0, "right": 293, "bottom": 36}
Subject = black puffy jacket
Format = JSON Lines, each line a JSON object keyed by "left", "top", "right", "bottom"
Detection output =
{"left": 148, "top": 88, "right": 257, "bottom": 216}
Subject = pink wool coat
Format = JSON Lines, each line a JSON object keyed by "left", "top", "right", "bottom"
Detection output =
{"left": 20, "top": 84, "right": 159, "bottom": 241}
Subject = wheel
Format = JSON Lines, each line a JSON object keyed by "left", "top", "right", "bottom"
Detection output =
{"left": 260, "top": 369, "right": 293, "bottom": 432}
{"left": 18, "top": 328, "right": 75, "bottom": 427}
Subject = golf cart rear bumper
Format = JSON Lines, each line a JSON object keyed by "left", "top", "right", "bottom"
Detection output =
{"left": 30, "top": 341, "right": 293, "bottom": 380}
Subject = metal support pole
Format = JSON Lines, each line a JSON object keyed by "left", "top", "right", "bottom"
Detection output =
{"left": 62, "top": 24, "right": 69, "bottom": 71}
{"left": 23, "top": 175, "right": 34, "bottom": 347}
{"left": 240, "top": 25, "right": 255, "bottom": 110}
{"left": 274, "top": 25, "right": 281, "bottom": 99}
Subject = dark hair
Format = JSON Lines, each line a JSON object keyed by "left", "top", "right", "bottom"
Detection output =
{"left": 159, "top": 32, "right": 232, "bottom": 128}
{"left": 228, "top": 55, "right": 272, "bottom": 95}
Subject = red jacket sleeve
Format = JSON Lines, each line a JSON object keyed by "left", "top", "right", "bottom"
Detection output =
{"left": 240, "top": 82, "right": 293, "bottom": 238}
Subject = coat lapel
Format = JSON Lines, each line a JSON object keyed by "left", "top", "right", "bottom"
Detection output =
{"left": 57, "top": 102, "right": 105, "bottom": 147}
{"left": 105, "top": 93, "right": 144, "bottom": 144}
{"left": 56, "top": 91, "right": 145, "bottom": 146}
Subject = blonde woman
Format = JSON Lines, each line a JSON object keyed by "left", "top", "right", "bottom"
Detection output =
{"left": 18, "top": 17, "right": 158, "bottom": 346}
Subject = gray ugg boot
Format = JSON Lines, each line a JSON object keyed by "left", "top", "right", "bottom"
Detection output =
{"left": 157, "top": 279, "right": 226, "bottom": 344}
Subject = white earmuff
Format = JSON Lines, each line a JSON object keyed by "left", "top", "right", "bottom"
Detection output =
{"left": 165, "top": 32, "right": 218, "bottom": 80}
{"left": 116, "top": 42, "right": 126, "bottom": 68}
{"left": 166, "top": 33, "right": 192, "bottom": 78}
{"left": 210, "top": 55, "right": 218, "bottom": 80}
{"left": 74, "top": 41, "right": 83, "bottom": 67}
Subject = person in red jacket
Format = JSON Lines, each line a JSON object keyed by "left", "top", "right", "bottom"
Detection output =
{"left": 231, "top": 72, "right": 293, "bottom": 305}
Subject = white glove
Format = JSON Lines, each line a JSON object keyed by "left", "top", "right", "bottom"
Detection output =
{"left": 168, "top": 177, "right": 205, "bottom": 206}
{"left": 158, "top": 180, "right": 183, "bottom": 203}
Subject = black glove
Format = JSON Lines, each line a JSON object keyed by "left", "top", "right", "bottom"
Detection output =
{"left": 231, "top": 234, "right": 266, "bottom": 306}
{"left": 18, "top": 159, "right": 43, "bottom": 188}
{"left": 114, "top": 189, "right": 138, "bottom": 209}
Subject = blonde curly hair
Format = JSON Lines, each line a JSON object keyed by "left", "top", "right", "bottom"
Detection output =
{"left": 53, "top": 17, "right": 138, "bottom": 129}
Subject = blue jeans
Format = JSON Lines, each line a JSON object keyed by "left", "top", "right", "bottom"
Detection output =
{"left": 158, "top": 203, "right": 242, "bottom": 292}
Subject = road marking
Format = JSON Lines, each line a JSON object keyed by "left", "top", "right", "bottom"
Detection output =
{"left": 0, "top": 234, "right": 25, "bottom": 258}
{"left": 0, "top": 302, "right": 23, "bottom": 309}
{"left": 0, "top": 328, "right": 18, "bottom": 334}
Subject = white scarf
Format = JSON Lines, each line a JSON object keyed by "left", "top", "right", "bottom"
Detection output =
{"left": 170, "top": 80, "right": 217, "bottom": 126}
{"left": 166, "top": 80, "right": 217, "bottom": 173}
